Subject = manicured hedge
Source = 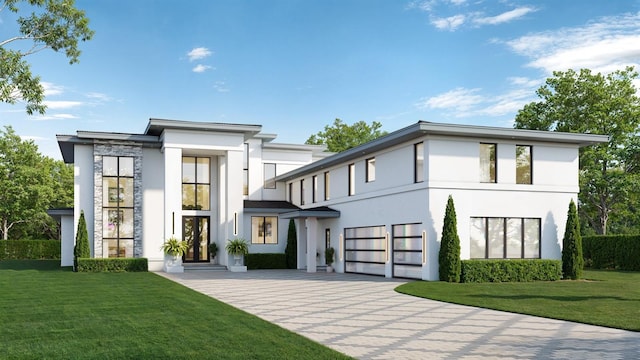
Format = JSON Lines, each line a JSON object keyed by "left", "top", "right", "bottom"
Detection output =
{"left": 245, "top": 253, "right": 287, "bottom": 270}
{"left": 76, "top": 258, "right": 148, "bottom": 272}
{"left": 583, "top": 235, "right": 640, "bottom": 271}
{"left": 460, "top": 259, "right": 562, "bottom": 283}
{"left": 0, "top": 240, "right": 61, "bottom": 260}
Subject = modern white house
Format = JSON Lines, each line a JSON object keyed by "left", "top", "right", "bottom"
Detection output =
{"left": 56, "top": 118, "right": 608, "bottom": 280}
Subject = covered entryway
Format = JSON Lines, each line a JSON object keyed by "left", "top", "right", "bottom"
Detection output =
{"left": 183, "top": 216, "right": 209, "bottom": 263}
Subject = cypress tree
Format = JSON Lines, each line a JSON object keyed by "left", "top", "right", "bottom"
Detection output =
{"left": 73, "top": 211, "right": 90, "bottom": 271}
{"left": 285, "top": 219, "right": 297, "bottom": 269}
{"left": 562, "top": 199, "right": 583, "bottom": 279}
{"left": 439, "top": 195, "right": 461, "bottom": 282}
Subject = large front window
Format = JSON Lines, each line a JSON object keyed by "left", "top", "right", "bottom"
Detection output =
{"left": 102, "top": 156, "right": 134, "bottom": 258}
{"left": 470, "top": 217, "right": 540, "bottom": 259}
{"left": 182, "top": 157, "right": 210, "bottom": 210}
{"left": 251, "top": 216, "right": 278, "bottom": 244}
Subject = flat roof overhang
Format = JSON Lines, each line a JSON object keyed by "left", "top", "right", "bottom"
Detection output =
{"left": 280, "top": 206, "right": 341, "bottom": 219}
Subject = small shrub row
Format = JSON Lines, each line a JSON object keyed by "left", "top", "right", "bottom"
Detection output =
{"left": 245, "top": 253, "right": 287, "bottom": 270}
{"left": 76, "top": 258, "right": 148, "bottom": 272}
{"left": 583, "top": 235, "right": 640, "bottom": 271}
{"left": 0, "top": 240, "right": 60, "bottom": 260}
{"left": 460, "top": 259, "right": 562, "bottom": 283}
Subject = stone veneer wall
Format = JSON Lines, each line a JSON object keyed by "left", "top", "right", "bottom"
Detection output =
{"left": 94, "top": 142, "right": 143, "bottom": 258}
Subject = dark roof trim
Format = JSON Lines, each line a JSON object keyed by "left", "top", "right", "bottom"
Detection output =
{"left": 47, "top": 208, "right": 74, "bottom": 220}
{"left": 56, "top": 134, "right": 160, "bottom": 163}
{"left": 145, "top": 118, "right": 262, "bottom": 139}
{"left": 276, "top": 121, "right": 609, "bottom": 182}
{"left": 244, "top": 200, "right": 300, "bottom": 214}
{"left": 280, "top": 206, "right": 341, "bottom": 219}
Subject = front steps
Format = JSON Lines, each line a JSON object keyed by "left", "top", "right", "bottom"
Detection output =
{"left": 183, "top": 263, "right": 228, "bottom": 272}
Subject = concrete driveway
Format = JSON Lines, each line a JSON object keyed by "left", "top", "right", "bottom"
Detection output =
{"left": 159, "top": 270, "right": 639, "bottom": 360}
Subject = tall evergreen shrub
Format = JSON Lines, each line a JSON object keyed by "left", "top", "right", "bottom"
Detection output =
{"left": 562, "top": 199, "right": 583, "bottom": 279}
{"left": 73, "top": 211, "right": 90, "bottom": 271}
{"left": 439, "top": 195, "right": 461, "bottom": 282}
{"left": 285, "top": 219, "right": 297, "bottom": 269}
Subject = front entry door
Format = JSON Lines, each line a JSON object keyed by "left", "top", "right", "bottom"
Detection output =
{"left": 183, "top": 216, "right": 209, "bottom": 263}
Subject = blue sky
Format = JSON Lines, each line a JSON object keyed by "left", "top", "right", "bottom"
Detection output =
{"left": 1, "top": 0, "right": 640, "bottom": 159}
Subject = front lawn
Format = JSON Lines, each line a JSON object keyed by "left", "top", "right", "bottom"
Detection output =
{"left": 0, "top": 261, "right": 351, "bottom": 359}
{"left": 396, "top": 269, "right": 640, "bottom": 331}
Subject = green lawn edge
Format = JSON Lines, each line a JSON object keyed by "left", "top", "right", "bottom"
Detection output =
{"left": 395, "top": 269, "right": 640, "bottom": 332}
{"left": 0, "top": 261, "right": 352, "bottom": 360}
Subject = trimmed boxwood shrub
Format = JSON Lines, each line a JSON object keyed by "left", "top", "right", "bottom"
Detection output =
{"left": 76, "top": 258, "right": 148, "bottom": 272}
{"left": 285, "top": 219, "right": 297, "bottom": 269}
{"left": 0, "top": 240, "right": 61, "bottom": 260}
{"left": 583, "top": 235, "right": 640, "bottom": 271}
{"left": 461, "top": 259, "right": 562, "bottom": 283}
{"left": 246, "top": 253, "right": 287, "bottom": 270}
{"left": 439, "top": 195, "right": 461, "bottom": 282}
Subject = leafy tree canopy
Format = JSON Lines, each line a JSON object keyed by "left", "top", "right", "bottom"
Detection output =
{"left": 306, "top": 119, "right": 388, "bottom": 152}
{"left": 514, "top": 67, "right": 640, "bottom": 235}
{"left": 0, "top": 0, "right": 94, "bottom": 114}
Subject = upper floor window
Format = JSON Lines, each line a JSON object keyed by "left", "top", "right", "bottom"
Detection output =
{"left": 414, "top": 142, "right": 424, "bottom": 183}
{"left": 264, "top": 163, "right": 276, "bottom": 189}
{"left": 182, "top": 157, "right": 210, "bottom": 210}
{"left": 243, "top": 143, "right": 249, "bottom": 196}
{"left": 324, "top": 171, "right": 330, "bottom": 201}
{"left": 300, "top": 179, "right": 305, "bottom": 205}
{"left": 348, "top": 163, "right": 355, "bottom": 196}
{"left": 288, "top": 183, "right": 293, "bottom": 202}
{"left": 366, "top": 158, "right": 376, "bottom": 182}
{"left": 516, "top": 145, "right": 532, "bottom": 184}
{"left": 312, "top": 175, "right": 318, "bottom": 203}
{"left": 480, "top": 143, "right": 496, "bottom": 183}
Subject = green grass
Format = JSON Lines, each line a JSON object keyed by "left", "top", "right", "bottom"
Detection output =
{"left": 396, "top": 269, "right": 640, "bottom": 331}
{"left": 0, "top": 260, "right": 351, "bottom": 360}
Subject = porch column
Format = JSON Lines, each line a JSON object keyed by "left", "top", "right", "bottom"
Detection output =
{"left": 163, "top": 147, "right": 182, "bottom": 240}
{"left": 306, "top": 217, "right": 318, "bottom": 273}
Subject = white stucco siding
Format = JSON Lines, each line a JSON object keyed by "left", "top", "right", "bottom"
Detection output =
{"left": 74, "top": 144, "right": 95, "bottom": 257}
{"left": 532, "top": 145, "right": 579, "bottom": 189}
{"left": 60, "top": 215, "right": 75, "bottom": 267}
{"left": 427, "top": 138, "right": 478, "bottom": 184}
{"left": 161, "top": 129, "right": 244, "bottom": 152}
{"left": 141, "top": 148, "right": 165, "bottom": 270}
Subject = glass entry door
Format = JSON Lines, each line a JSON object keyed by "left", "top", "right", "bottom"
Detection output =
{"left": 183, "top": 216, "right": 209, "bottom": 263}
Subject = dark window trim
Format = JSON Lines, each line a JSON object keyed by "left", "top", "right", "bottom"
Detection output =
{"left": 414, "top": 142, "right": 424, "bottom": 183}
{"left": 480, "top": 143, "right": 497, "bottom": 184}
{"left": 300, "top": 179, "right": 305, "bottom": 205}
{"left": 312, "top": 175, "right": 318, "bottom": 203}
{"left": 103, "top": 156, "right": 135, "bottom": 258}
{"left": 251, "top": 216, "right": 279, "bottom": 244}
{"left": 365, "top": 157, "right": 375, "bottom": 183}
{"left": 182, "top": 156, "right": 211, "bottom": 211}
{"left": 324, "top": 171, "right": 330, "bottom": 201}
{"left": 516, "top": 145, "right": 533, "bottom": 185}
{"left": 473, "top": 216, "right": 541, "bottom": 259}
{"left": 348, "top": 163, "right": 355, "bottom": 196}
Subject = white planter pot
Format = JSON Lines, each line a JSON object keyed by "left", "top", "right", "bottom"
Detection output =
{"left": 326, "top": 265, "right": 334, "bottom": 273}
{"left": 233, "top": 254, "right": 242, "bottom": 266}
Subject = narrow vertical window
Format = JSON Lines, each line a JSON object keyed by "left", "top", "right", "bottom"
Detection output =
{"left": 480, "top": 143, "right": 496, "bottom": 183}
{"left": 312, "top": 175, "right": 318, "bottom": 203}
{"left": 414, "top": 142, "right": 424, "bottom": 183}
{"left": 300, "top": 179, "right": 305, "bottom": 205}
{"left": 182, "top": 157, "right": 210, "bottom": 210}
{"left": 324, "top": 171, "right": 330, "bottom": 201}
{"left": 516, "top": 145, "right": 532, "bottom": 184}
{"left": 366, "top": 158, "right": 376, "bottom": 182}
{"left": 103, "top": 156, "right": 134, "bottom": 258}
{"left": 243, "top": 143, "right": 249, "bottom": 195}
{"left": 264, "top": 163, "right": 276, "bottom": 189}
{"left": 348, "top": 163, "right": 355, "bottom": 196}
{"left": 288, "top": 183, "right": 293, "bottom": 202}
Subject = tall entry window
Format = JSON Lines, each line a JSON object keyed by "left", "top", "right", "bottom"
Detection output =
{"left": 183, "top": 216, "right": 209, "bottom": 262}
{"left": 182, "top": 157, "right": 210, "bottom": 210}
{"left": 102, "top": 156, "right": 134, "bottom": 258}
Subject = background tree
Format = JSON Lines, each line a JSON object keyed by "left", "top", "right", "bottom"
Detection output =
{"left": 0, "top": 0, "right": 94, "bottom": 114}
{"left": 514, "top": 67, "right": 640, "bottom": 235}
{"left": 0, "top": 126, "right": 54, "bottom": 239}
{"left": 306, "top": 119, "right": 388, "bottom": 152}
{"left": 562, "top": 200, "right": 583, "bottom": 280}
{"left": 439, "top": 195, "right": 461, "bottom": 282}
{"left": 285, "top": 219, "right": 297, "bottom": 269}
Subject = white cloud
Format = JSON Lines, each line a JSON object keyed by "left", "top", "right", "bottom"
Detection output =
{"left": 474, "top": 7, "right": 536, "bottom": 25}
{"left": 43, "top": 100, "right": 83, "bottom": 109}
{"left": 86, "top": 92, "right": 112, "bottom": 102}
{"left": 505, "top": 12, "right": 640, "bottom": 74}
{"left": 42, "top": 82, "right": 64, "bottom": 96}
{"left": 192, "top": 64, "right": 212, "bottom": 73}
{"left": 213, "top": 81, "right": 229, "bottom": 93}
{"left": 187, "top": 47, "right": 212, "bottom": 61}
{"left": 32, "top": 113, "right": 78, "bottom": 121}
{"left": 416, "top": 87, "right": 485, "bottom": 111}
{"left": 432, "top": 14, "right": 466, "bottom": 31}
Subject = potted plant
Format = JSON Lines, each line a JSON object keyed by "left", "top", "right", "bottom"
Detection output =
{"left": 325, "top": 247, "right": 335, "bottom": 272}
{"left": 208, "top": 242, "right": 219, "bottom": 264}
{"left": 225, "top": 238, "right": 249, "bottom": 266}
{"left": 160, "top": 236, "right": 189, "bottom": 267}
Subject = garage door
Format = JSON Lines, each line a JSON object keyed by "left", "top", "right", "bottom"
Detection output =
{"left": 344, "top": 225, "right": 386, "bottom": 276}
{"left": 392, "top": 223, "right": 423, "bottom": 279}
